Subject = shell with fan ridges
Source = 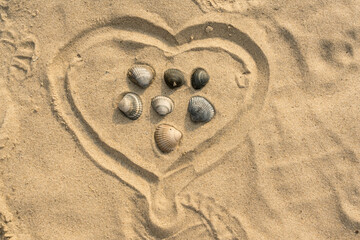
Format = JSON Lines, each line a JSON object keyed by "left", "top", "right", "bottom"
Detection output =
{"left": 127, "top": 65, "right": 155, "bottom": 88}
{"left": 164, "top": 69, "right": 185, "bottom": 89}
{"left": 154, "top": 124, "right": 182, "bottom": 153}
{"left": 118, "top": 92, "right": 143, "bottom": 120}
{"left": 191, "top": 68, "right": 210, "bottom": 90}
{"left": 188, "top": 96, "right": 215, "bottom": 123}
{"left": 151, "top": 96, "right": 174, "bottom": 116}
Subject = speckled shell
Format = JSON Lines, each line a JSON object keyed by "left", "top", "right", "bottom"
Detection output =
{"left": 151, "top": 96, "right": 174, "bottom": 116}
{"left": 127, "top": 65, "right": 155, "bottom": 88}
{"left": 118, "top": 92, "right": 143, "bottom": 120}
{"left": 191, "top": 68, "right": 209, "bottom": 90}
{"left": 164, "top": 69, "right": 185, "bottom": 89}
{"left": 154, "top": 124, "right": 182, "bottom": 153}
{"left": 188, "top": 96, "right": 215, "bottom": 123}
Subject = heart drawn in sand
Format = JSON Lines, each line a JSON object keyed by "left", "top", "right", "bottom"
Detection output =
{"left": 47, "top": 15, "right": 270, "bottom": 198}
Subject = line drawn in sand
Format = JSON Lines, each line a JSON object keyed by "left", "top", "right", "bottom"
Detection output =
{"left": 0, "top": 192, "right": 32, "bottom": 240}
{"left": 47, "top": 15, "right": 270, "bottom": 238}
{"left": 191, "top": 0, "right": 265, "bottom": 13}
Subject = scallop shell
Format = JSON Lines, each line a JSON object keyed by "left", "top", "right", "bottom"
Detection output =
{"left": 151, "top": 96, "right": 174, "bottom": 116}
{"left": 191, "top": 68, "right": 209, "bottom": 90}
{"left": 118, "top": 92, "right": 143, "bottom": 120}
{"left": 127, "top": 65, "right": 155, "bottom": 88}
{"left": 188, "top": 96, "right": 215, "bottom": 123}
{"left": 154, "top": 124, "right": 182, "bottom": 153}
{"left": 164, "top": 69, "right": 185, "bottom": 89}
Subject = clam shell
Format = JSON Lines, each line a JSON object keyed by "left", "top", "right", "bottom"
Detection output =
{"left": 188, "top": 96, "right": 215, "bottom": 123}
{"left": 118, "top": 92, "right": 143, "bottom": 120}
{"left": 191, "top": 68, "right": 209, "bottom": 90}
{"left": 127, "top": 65, "right": 155, "bottom": 88}
{"left": 164, "top": 69, "right": 184, "bottom": 89}
{"left": 151, "top": 96, "right": 174, "bottom": 116}
{"left": 154, "top": 124, "right": 182, "bottom": 153}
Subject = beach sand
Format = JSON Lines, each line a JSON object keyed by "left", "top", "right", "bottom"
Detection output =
{"left": 0, "top": 0, "right": 360, "bottom": 239}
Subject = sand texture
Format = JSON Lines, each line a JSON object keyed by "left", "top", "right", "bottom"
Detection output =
{"left": 0, "top": 0, "right": 360, "bottom": 239}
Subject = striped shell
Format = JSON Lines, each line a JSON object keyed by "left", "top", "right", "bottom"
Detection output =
{"left": 151, "top": 96, "right": 174, "bottom": 116}
{"left": 164, "top": 69, "right": 185, "bottom": 89}
{"left": 127, "top": 65, "right": 155, "bottom": 88}
{"left": 188, "top": 96, "right": 215, "bottom": 123}
{"left": 154, "top": 124, "right": 182, "bottom": 153}
{"left": 118, "top": 92, "right": 143, "bottom": 120}
{"left": 191, "top": 68, "right": 210, "bottom": 90}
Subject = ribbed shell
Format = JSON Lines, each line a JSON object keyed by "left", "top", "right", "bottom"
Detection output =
{"left": 191, "top": 68, "right": 210, "bottom": 90}
{"left": 164, "top": 69, "right": 185, "bottom": 89}
{"left": 188, "top": 96, "right": 215, "bottom": 123}
{"left": 118, "top": 92, "right": 143, "bottom": 120}
{"left": 127, "top": 65, "right": 155, "bottom": 88}
{"left": 154, "top": 124, "right": 182, "bottom": 153}
{"left": 151, "top": 96, "right": 174, "bottom": 116}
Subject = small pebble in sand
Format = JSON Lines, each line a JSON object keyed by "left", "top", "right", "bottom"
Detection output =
{"left": 235, "top": 74, "right": 249, "bottom": 88}
{"left": 205, "top": 26, "right": 214, "bottom": 33}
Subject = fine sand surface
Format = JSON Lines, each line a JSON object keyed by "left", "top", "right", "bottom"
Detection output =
{"left": 0, "top": 0, "right": 360, "bottom": 239}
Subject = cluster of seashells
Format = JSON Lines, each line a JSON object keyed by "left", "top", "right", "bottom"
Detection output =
{"left": 118, "top": 64, "right": 215, "bottom": 153}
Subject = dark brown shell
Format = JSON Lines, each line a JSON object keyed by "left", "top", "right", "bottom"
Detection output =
{"left": 164, "top": 69, "right": 184, "bottom": 89}
{"left": 191, "top": 68, "right": 209, "bottom": 90}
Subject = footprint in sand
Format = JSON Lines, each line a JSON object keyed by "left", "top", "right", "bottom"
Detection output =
{"left": 0, "top": 28, "right": 38, "bottom": 82}
{"left": 319, "top": 34, "right": 359, "bottom": 70}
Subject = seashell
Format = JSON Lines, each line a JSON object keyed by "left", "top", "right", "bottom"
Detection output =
{"left": 118, "top": 92, "right": 143, "bottom": 120}
{"left": 188, "top": 96, "right": 215, "bottom": 123}
{"left": 151, "top": 96, "right": 174, "bottom": 116}
{"left": 127, "top": 65, "right": 155, "bottom": 88}
{"left": 191, "top": 68, "right": 210, "bottom": 90}
{"left": 154, "top": 124, "right": 182, "bottom": 153}
{"left": 164, "top": 69, "right": 185, "bottom": 89}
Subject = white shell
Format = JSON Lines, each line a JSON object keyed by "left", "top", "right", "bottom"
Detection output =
{"left": 127, "top": 65, "right": 155, "bottom": 88}
{"left": 118, "top": 92, "right": 143, "bottom": 120}
{"left": 188, "top": 96, "right": 215, "bottom": 123}
{"left": 151, "top": 96, "right": 174, "bottom": 116}
{"left": 154, "top": 124, "right": 182, "bottom": 153}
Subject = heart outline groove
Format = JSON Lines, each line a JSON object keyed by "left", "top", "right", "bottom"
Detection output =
{"left": 47, "top": 14, "right": 270, "bottom": 237}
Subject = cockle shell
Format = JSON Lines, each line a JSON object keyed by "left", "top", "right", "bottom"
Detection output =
{"left": 127, "top": 65, "right": 155, "bottom": 88}
{"left": 191, "top": 68, "right": 210, "bottom": 90}
{"left": 188, "top": 96, "right": 215, "bottom": 123}
{"left": 118, "top": 92, "right": 143, "bottom": 120}
{"left": 151, "top": 96, "right": 174, "bottom": 116}
{"left": 154, "top": 124, "right": 182, "bottom": 153}
{"left": 164, "top": 69, "right": 185, "bottom": 89}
